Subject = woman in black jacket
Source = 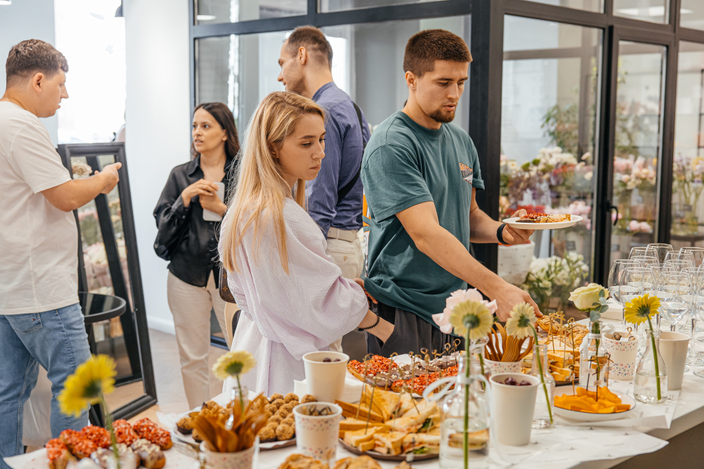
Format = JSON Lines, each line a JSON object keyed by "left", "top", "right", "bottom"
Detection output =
{"left": 153, "top": 102, "right": 239, "bottom": 408}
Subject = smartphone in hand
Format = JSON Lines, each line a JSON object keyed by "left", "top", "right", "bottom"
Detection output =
{"left": 202, "top": 182, "right": 225, "bottom": 222}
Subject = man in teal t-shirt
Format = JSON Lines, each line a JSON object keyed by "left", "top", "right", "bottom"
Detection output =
{"left": 361, "top": 29, "right": 538, "bottom": 355}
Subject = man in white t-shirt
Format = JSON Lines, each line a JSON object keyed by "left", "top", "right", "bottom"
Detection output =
{"left": 0, "top": 39, "right": 121, "bottom": 466}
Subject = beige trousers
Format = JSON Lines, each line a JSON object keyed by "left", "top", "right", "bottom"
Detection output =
{"left": 326, "top": 234, "right": 365, "bottom": 353}
{"left": 167, "top": 271, "right": 229, "bottom": 409}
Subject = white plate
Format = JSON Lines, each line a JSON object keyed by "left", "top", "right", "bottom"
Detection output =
{"left": 553, "top": 387, "right": 636, "bottom": 422}
{"left": 503, "top": 215, "right": 582, "bottom": 231}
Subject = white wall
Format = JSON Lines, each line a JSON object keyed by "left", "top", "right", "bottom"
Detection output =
{"left": 0, "top": 0, "right": 59, "bottom": 145}
{"left": 123, "top": 0, "right": 191, "bottom": 334}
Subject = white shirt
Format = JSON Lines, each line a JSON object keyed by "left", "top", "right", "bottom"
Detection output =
{"left": 0, "top": 101, "right": 78, "bottom": 315}
{"left": 219, "top": 198, "right": 368, "bottom": 396}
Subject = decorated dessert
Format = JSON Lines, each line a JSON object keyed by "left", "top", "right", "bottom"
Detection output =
{"left": 517, "top": 213, "right": 571, "bottom": 223}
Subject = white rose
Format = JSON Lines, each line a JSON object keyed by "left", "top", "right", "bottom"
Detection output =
{"left": 569, "top": 283, "right": 607, "bottom": 310}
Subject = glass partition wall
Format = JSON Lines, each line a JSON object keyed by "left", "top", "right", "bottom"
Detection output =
{"left": 190, "top": 0, "right": 704, "bottom": 315}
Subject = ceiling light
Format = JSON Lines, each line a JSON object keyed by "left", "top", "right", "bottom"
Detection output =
{"left": 196, "top": 14, "right": 216, "bottom": 21}
{"left": 0, "top": 1, "right": 12, "bottom": 5}
{"left": 617, "top": 7, "right": 693, "bottom": 17}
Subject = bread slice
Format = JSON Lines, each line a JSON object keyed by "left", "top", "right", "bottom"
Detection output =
{"left": 361, "top": 387, "right": 400, "bottom": 421}
{"left": 386, "top": 400, "right": 437, "bottom": 433}
{"left": 340, "top": 419, "right": 390, "bottom": 433}
{"left": 336, "top": 401, "right": 384, "bottom": 423}
{"left": 373, "top": 432, "right": 406, "bottom": 456}
{"left": 343, "top": 428, "right": 381, "bottom": 447}
{"left": 402, "top": 433, "right": 440, "bottom": 455}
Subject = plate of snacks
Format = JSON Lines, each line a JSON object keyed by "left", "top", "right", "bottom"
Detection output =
{"left": 47, "top": 418, "right": 170, "bottom": 469}
{"left": 277, "top": 454, "right": 387, "bottom": 469}
{"left": 503, "top": 214, "right": 582, "bottom": 230}
{"left": 553, "top": 386, "right": 636, "bottom": 422}
{"left": 336, "top": 387, "right": 439, "bottom": 461}
{"left": 174, "top": 393, "right": 316, "bottom": 450}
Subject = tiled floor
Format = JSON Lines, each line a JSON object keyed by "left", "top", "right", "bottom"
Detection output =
{"left": 128, "top": 328, "right": 227, "bottom": 424}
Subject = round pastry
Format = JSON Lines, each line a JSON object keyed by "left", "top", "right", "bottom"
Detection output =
{"left": 276, "top": 408, "right": 290, "bottom": 419}
{"left": 301, "top": 394, "right": 317, "bottom": 403}
{"left": 60, "top": 429, "right": 97, "bottom": 460}
{"left": 91, "top": 444, "right": 140, "bottom": 469}
{"left": 201, "top": 401, "right": 220, "bottom": 412}
{"left": 192, "top": 429, "right": 204, "bottom": 443}
{"left": 282, "top": 416, "right": 295, "bottom": 427}
{"left": 284, "top": 393, "right": 299, "bottom": 403}
{"left": 47, "top": 438, "right": 74, "bottom": 469}
{"left": 81, "top": 426, "right": 111, "bottom": 449}
{"left": 259, "top": 425, "right": 277, "bottom": 442}
{"left": 264, "top": 404, "right": 277, "bottom": 414}
{"left": 275, "top": 424, "right": 295, "bottom": 441}
{"left": 131, "top": 439, "right": 165, "bottom": 469}
{"left": 268, "top": 415, "right": 283, "bottom": 425}
{"left": 269, "top": 393, "right": 284, "bottom": 403}
{"left": 271, "top": 398, "right": 285, "bottom": 409}
{"left": 282, "top": 402, "right": 295, "bottom": 412}
{"left": 176, "top": 416, "right": 194, "bottom": 435}
{"left": 132, "top": 418, "right": 173, "bottom": 450}
{"left": 113, "top": 420, "right": 139, "bottom": 446}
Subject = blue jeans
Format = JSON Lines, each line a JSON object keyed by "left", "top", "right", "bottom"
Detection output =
{"left": 0, "top": 303, "right": 91, "bottom": 468}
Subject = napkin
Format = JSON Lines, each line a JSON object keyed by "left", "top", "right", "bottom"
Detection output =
{"left": 601, "top": 298, "right": 623, "bottom": 320}
{"left": 294, "top": 370, "right": 364, "bottom": 403}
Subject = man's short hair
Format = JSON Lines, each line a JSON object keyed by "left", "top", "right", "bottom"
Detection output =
{"left": 403, "top": 29, "right": 471, "bottom": 77}
{"left": 5, "top": 39, "right": 68, "bottom": 87}
{"left": 286, "top": 26, "right": 333, "bottom": 68}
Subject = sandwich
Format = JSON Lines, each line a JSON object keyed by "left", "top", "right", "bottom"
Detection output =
{"left": 372, "top": 432, "right": 406, "bottom": 456}
{"left": 340, "top": 419, "right": 390, "bottom": 434}
{"left": 402, "top": 432, "right": 440, "bottom": 455}
{"left": 361, "top": 387, "right": 400, "bottom": 421}
{"left": 386, "top": 399, "right": 438, "bottom": 433}
{"left": 336, "top": 401, "right": 384, "bottom": 423}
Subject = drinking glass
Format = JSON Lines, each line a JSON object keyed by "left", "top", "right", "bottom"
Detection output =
{"left": 663, "top": 259, "right": 695, "bottom": 272}
{"left": 608, "top": 259, "right": 640, "bottom": 308}
{"left": 647, "top": 243, "right": 674, "bottom": 264}
{"left": 620, "top": 267, "right": 651, "bottom": 328}
{"left": 630, "top": 255, "right": 659, "bottom": 269}
{"left": 665, "top": 251, "right": 696, "bottom": 265}
{"left": 659, "top": 272, "right": 691, "bottom": 332}
{"left": 630, "top": 246, "right": 658, "bottom": 259}
{"left": 680, "top": 247, "right": 704, "bottom": 268}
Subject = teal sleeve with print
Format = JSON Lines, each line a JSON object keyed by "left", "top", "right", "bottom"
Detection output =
{"left": 467, "top": 136, "right": 485, "bottom": 190}
{"left": 361, "top": 144, "right": 434, "bottom": 222}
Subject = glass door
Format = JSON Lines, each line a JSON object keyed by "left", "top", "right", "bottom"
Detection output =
{"left": 609, "top": 39, "right": 667, "bottom": 264}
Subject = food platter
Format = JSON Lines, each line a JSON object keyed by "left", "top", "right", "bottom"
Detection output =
{"left": 338, "top": 438, "right": 438, "bottom": 462}
{"left": 503, "top": 215, "right": 582, "bottom": 231}
{"left": 553, "top": 387, "right": 636, "bottom": 422}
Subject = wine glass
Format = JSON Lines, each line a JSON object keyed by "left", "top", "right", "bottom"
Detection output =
{"left": 630, "top": 255, "right": 659, "bottom": 269}
{"left": 663, "top": 259, "right": 695, "bottom": 272}
{"left": 681, "top": 268, "right": 704, "bottom": 365}
{"left": 620, "top": 267, "right": 650, "bottom": 328}
{"left": 608, "top": 259, "right": 640, "bottom": 308}
{"left": 647, "top": 243, "right": 674, "bottom": 264}
{"left": 665, "top": 251, "right": 696, "bottom": 265}
{"left": 680, "top": 247, "right": 704, "bottom": 268}
{"left": 659, "top": 271, "right": 691, "bottom": 332}
{"left": 630, "top": 246, "right": 657, "bottom": 259}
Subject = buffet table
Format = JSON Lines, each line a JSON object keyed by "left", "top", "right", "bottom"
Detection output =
{"left": 7, "top": 317, "right": 704, "bottom": 469}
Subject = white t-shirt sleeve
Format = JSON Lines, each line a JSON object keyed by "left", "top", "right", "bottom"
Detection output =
{"left": 8, "top": 122, "right": 71, "bottom": 194}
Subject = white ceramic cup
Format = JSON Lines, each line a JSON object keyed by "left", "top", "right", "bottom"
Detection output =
{"left": 602, "top": 333, "right": 639, "bottom": 381}
{"left": 659, "top": 331, "right": 690, "bottom": 391}
{"left": 484, "top": 359, "right": 522, "bottom": 375}
{"left": 302, "top": 351, "right": 349, "bottom": 403}
{"left": 293, "top": 402, "right": 342, "bottom": 463}
{"left": 490, "top": 373, "right": 540, "bottom": 446}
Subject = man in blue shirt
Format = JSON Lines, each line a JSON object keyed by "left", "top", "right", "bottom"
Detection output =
{"left": 277, "top": 26, "right": 370, "bottom": 352}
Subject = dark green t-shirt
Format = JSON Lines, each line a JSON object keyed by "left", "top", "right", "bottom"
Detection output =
{"left": 361, "top": 111, "right": 485, "bottom": 327}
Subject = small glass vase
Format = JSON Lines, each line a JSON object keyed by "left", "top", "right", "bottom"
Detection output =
{"left": 531, "top": 343, "right": 555, "bottom": 429}
{"left": 579, "top": 320, "right": 609, "bottom": 390}
{"left": 438, "top": 356, "right": 490, "bottom": 469}
{"left": 634, "top": 329, "right": 668, "bottom": 405}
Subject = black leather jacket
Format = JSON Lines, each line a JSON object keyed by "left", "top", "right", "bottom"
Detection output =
{"left": 153, "top": 155, "right": 237, "bottom": 287}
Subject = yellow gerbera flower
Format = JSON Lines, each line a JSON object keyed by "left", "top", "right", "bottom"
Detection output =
{"left": 58, "top": 355, "right": 116, "bottom": 418}
{"left": 213, "top": 350, "right": 257, "bottom": 381}
{"left": 448, "top": 300, "right": 493, "bottom": 341}
{"left": 624, "top": 294, "right": 661, "bottom": 325}
{"left": 505, "top": 302, "right": 538, "bottom": 339}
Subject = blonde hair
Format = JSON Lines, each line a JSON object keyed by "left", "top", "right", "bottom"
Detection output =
{"left": 221, "top": 91, "right": 325, "bottom": 274}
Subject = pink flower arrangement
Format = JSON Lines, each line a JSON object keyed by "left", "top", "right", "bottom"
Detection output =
{"left": 432, "top": 288, "right": 497, "bottom": 334}
{"left": 628, "top": 220, "right": 652, "bottom": 233}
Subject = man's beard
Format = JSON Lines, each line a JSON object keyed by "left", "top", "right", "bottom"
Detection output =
{"left": 429, "top": 107, "right": 456, "bottom": 124}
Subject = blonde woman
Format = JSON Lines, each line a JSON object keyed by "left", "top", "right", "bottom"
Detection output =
{"left": 219, "top": 92, "right": 393, "bottom": 395}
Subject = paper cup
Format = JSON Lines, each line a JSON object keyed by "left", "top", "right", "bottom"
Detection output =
{"left": 659, "top": 331, "right": 690, "bottom": 391}
{"left": 602, "top": 334, "right": 639, "bottom": 381}
{"left": 293, "top": 402, "right": 342, "bottom": 462}
{"left": 490, "top": 373, "right": 540, "bottom": 446}
{"left": 302, "top": 351, "right": 349, "bottom": 403}
{"left": 200, "top": 441, "right": 255, "bottom": 469}
{"left": 484, "top": 359, "right": 522, "bottom": 375}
